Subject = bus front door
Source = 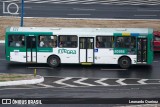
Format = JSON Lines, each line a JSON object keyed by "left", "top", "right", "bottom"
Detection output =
{"left": 137, "top": 38, "right": 147, "bottom": 63}
{"left": 79, "top": 37, "right": 94, "bottom": 64}
{"left": 26, "top": 36, "right": 37, "bottom": 63}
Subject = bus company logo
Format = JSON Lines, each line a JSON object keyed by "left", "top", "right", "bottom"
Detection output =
{"left": 3, "top": 1, "right": 19, "bottom": 15}
{"left": 58, "top": 49, "right": 76, "bottom": 54}
{"left": 2, "top": 99, "right": 11, "bottom": 104}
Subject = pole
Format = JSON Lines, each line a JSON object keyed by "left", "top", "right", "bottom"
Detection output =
{"left": 21, "top": 0, "right": 24, "bottom": 27}
{"left": 34, "top": 69, "right": 37, "bottom": 77}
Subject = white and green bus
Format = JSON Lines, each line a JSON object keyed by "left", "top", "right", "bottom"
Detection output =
{"left": 5, "top": 27, "right": 153, "bottom": 68}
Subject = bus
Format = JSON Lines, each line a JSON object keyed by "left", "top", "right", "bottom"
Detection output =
{"left": 5, "top": 27, "right": 153, "bottom": 68}
{"left": 153, "top": 31, "right": 160, "bottom": 51}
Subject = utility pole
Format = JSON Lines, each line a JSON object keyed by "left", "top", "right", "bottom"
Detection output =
{"left": 21, "top": 0, "right": 24, "bottom": 27}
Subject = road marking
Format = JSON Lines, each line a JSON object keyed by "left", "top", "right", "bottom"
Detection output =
{"left": 37, "top": 83, "right": 54, "bottom": 88}
{"left": 134, "top": 14, "right": 157, "bottom": 17}
{"left": 54, "top": 77, "right": 77, "bottom": 87}
{"left": 27, "top": 67, "right": 54, "bottom": 69}
{"left": 73, "top": 8, "right": 96, "bottom": 11}
{"left": 153, "top": 61, "right": 159, "bottom": 62}
{"left": 116, "top": 79, "right": 127, "bottom": 85}
{"left": 101, "top": 69, "right": 127, "bottom": 71}
{"left": 19, "top": 7, "right": 32, "bottom": 9}
{"left": 137, "top": 79, "right": 148, "bottom": 85}
{"left": 74, "top": 78, "right": 96, "bottom": 86}
{"left": 67, "top": 13, "right": 91, "bottom": 16}
{"left": 95, "top": 78, "right": 109, "bottom": 86}
{"left": 137, "top": 9, "right": 160, "bottom": 12}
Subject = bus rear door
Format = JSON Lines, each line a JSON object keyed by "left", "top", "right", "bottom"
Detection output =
{"left": 137, "top": 38, "right": 147, "bottom": 63}
{"left": 26, "top": 36, "right": 37, "bottom": 63}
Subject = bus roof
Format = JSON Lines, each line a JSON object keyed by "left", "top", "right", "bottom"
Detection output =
{"left": 6, "top": 27, "right": 153, "bottom": 36}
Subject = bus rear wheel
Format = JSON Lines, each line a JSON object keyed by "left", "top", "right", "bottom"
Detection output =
{"left": 118, "top": 57, "right": 131, "bottom": 69}
{"left": 47, "top": 56, "right": 60, "bottom": 67}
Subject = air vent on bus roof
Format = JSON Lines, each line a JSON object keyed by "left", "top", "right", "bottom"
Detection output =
{"left": 30, "top": 27, "right": 35, "bottom": 29}
{"left": 50, "top": 28, "right": 61, "bottom": 30}
{"left": 96, "top": 28, "right": 101, "bottom": 30}
{"left": 116, "top": 28, "right": 127, "bottom": 31}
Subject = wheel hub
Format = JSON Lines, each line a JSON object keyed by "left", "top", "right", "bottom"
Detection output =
{"left": 50, "top": 59, "right": 57, "bottom": 65}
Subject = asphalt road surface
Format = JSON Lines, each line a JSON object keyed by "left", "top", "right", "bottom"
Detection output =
{"left": 1, "top": 1, "right": 160, "bottom": 19}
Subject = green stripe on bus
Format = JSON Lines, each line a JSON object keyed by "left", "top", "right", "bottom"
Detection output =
{"left": 37, "top": 48, "right": 53, "bottom": 52}
{"left": 113, "top": 33, "right": 122, "bottom": 36}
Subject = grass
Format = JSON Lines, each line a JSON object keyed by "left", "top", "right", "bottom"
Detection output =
{"left": 0, "top": 74, "right": 35, "bottom": 82}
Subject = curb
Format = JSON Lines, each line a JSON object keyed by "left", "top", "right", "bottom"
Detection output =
{"left": 0, "top": 40, "right": 5, "bottom": 43}
{"left": 1, "top": 16, "right": 160, "bottom": 21}
{"left": 0, "top": 75, "right": 44, "bottom": 87}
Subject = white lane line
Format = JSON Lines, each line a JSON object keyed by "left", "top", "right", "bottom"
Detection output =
{"left": 19, "top": 7, "right": 33, "bottom": 9}
{"left": 74, "top": 78, "right": 96, "bottom": 86}
{"left": 134, "top": 15, "right": 157, "bottom": 17}
{"left": 73, "top": 8, "right": 96, "bottom": 11}
{"left": 37, "top": 83, "right": 54, "bottom": 88}
{"left": 54, "top": 77, "right": 77, "bottom": 87}
{"left": 153, "top": 61, "right": 159, "bottom": 62}
{"left": 95, "top": 78, "right": 109, "bottom": 86}
{"left": 116, "top": 79, "right": 127, "bottom": 85}
{"left": 27, "top": 67, "right": 54, "bottom": 69}
{"left": 137, "top": 79, "right": 148, "bottom": 85}
{"left": 67, "top": 13, "right": 91, "bottom": 16}
{"left": 101, "top": 69, "right": 127, "bottom": 71}
{"left": 137, "top": 9, "right": 160, "bottom": 12}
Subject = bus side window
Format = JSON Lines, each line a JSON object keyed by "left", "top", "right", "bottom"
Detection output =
{"left": 96, "top": 36, "right": 113, "bottom": 48}
{"left": 39, "top": 35, "right": 57, "bottom": 48}
{"left": 9, "top": 35, "right": 24, "bottom": 47}
{"left": 58, "top": 35, "right": 77, "bottom": 48}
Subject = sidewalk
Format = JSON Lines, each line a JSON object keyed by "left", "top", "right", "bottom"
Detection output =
{"left": 0, "top": 73, "right": 44, "bottom": 87}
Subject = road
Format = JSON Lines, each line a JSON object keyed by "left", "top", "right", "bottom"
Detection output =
{"left": 0, "top": 1, "right": 160, "bottom": 19}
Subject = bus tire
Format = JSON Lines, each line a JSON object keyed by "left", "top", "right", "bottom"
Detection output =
{"left": 118, "top": 56, "right": 131, "bottom": 69}
{"left": 47, "top": 55, "right": 60, "bottom": 67}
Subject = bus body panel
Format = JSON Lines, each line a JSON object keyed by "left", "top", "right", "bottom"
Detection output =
{"left": 94, "top": 49, "right": 115, "bottom": 64}
{"left": 58, "top": 48, "right": 79, "bottom": 64}
{"left": 80, "top": 49, "right": 86, "bottom": 62}
{"left": 10, "top": 52, "right": 26, "bottom": 62}
{"left": 148, "top": 28, "right": 154, "bottom": 64}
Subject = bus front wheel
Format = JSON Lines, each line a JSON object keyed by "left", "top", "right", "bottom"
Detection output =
{"left": 47, "top": 56, "right": 60, "bottom": 67}
{"left": 118, "top": 57, "right": 131, "bottom": 69}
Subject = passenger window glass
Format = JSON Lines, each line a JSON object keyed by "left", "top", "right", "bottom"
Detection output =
{"left": 96, "top": 36, "right": 114, "bottom": 48}
{"left": 58, "top": 35, "right": 77, "bottom": 48}
{"left": 115, "top": 37, "right": 136, "bottom": 48}
{"left": 8, "top": 35, "right": 25, "bottom": 47}
{"left": 115, "top": 36, "right": 136, "bottom": 55}
{"left": 80, "top": 38, "right": 86, "bottom": 49}
{"left": 39, "top": 35, "right": 57, "bottom": 48}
